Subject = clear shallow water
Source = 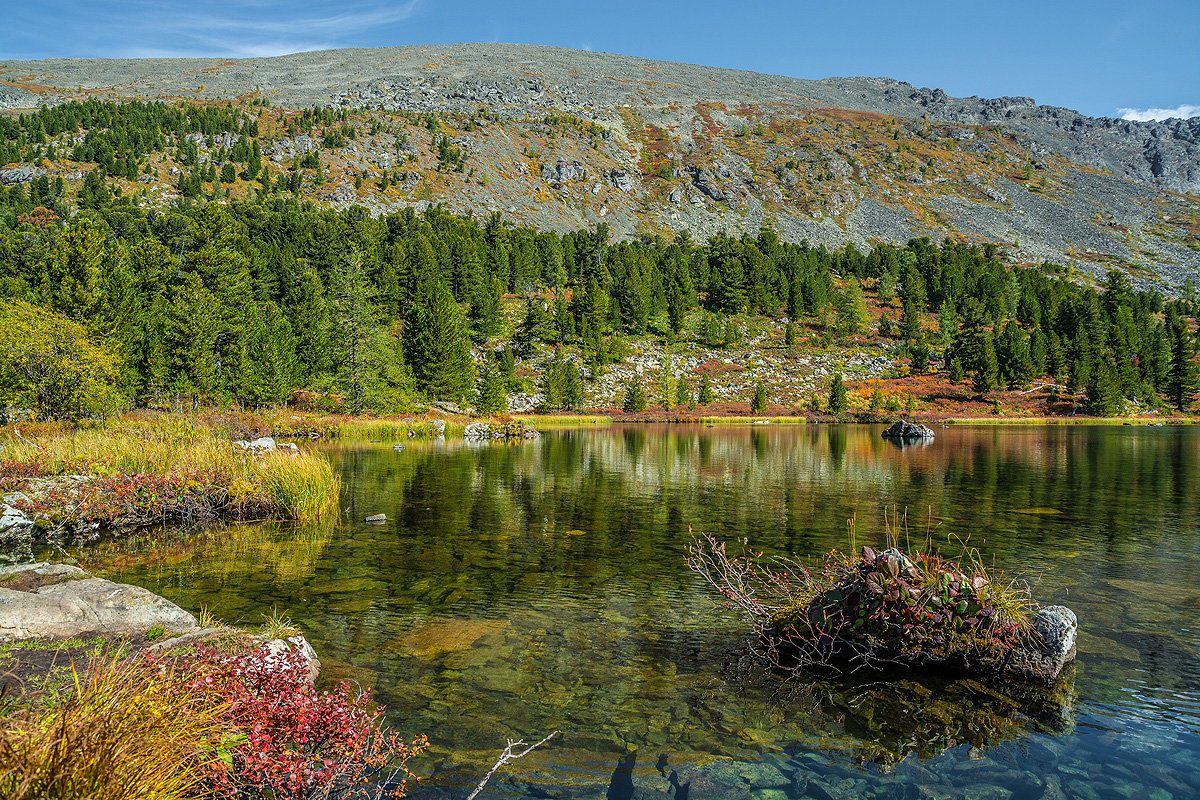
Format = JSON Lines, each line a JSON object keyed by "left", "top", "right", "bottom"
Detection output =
{"left": 82, "top": 424, "right": 1200, "bottom": 800}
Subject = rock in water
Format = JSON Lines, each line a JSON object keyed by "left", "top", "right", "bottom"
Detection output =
{"left": 1005, "top": 605, "right": 1078, "bottom": 683}
{"left": 881, "top": 420, "right": 936, "bottom": 440}
{"left": 0, "top": 563, "right": 197, "bottom": 640}
{"left": 364, "top": 513, "right": 387, "bottom": 523}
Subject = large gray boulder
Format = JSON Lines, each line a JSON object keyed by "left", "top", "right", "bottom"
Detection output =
{"left": 0, "top": 563, "right": 197, "bottom": 640}
{"left": 1005, "top": 605, "right": 1078, "bottom": 683}
{"left": 881, "top": 419, "right": 936, "bottom": 440}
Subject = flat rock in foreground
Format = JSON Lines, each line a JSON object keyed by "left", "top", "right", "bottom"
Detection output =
{"left": 0, "top": 562, "right": 197, "bottom": 640}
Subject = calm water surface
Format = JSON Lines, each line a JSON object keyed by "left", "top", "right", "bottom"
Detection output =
{"left": 87, "top": 424, "right": 1200, "bottom": 800}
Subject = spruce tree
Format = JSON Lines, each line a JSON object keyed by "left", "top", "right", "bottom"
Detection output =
{"left": 475, "top": 358, "right": 507, "bottom": 416}
{"left": 622, "top": 380, "right": 647, "bottom": 412}
{"left": 405, "top": 271, "right": 474, "bottom": 402}
{"left": 1167, "top": 320, "right": 1198, "bottom": 410}
{"left": 751, "top": 381, "right": 768, "bottom": 413}
{"left": 828, "top": 374, "right": 848, "bottom": 413}
{"left": 784, "top": 317, "right": 796, "bottom": 347}
{"left": 331, "top": 253, "right": 380, "bottom": 413}
{"left": 698, "top": 373, "right": 714, "bottom": 405}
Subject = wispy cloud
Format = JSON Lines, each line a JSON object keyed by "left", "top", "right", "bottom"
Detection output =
{"left": 1117, "top": 104, "right": 1200, "bottom": 122}
{"left": 43, "top": 0, "right": 425, "bottom": 59}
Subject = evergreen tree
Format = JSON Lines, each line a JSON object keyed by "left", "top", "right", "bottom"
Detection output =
{"left": 1087, "top": 359, "right": 1121, "bottom": 416}
{"left": 674, "top": 375, "right": 691, "bottom": 408}
{"left": 698, "top": 373, "right": 714, "bottom": 405}
{"left": 622, "top": 380, "right": 647, "bottom": 412}
{"left": 784, "top": 317, "right": 796, "bottom": 348}
{"left": 828, "top": 374, "right": 848, "bottom": 413}
{"left": 475, "top": 358, "right": 507, "bottom": 416}
{"left": 242, "top": 302, "right": 300, "bottom": 406}
{"left": 405, "top": 271, "right": 473, "bottom": 402}
{"left": 899, "top": 296, "right": 921, "bottom": 340}
{"left": 751, "top": 380, "right": 768, "bottom": 413}
{"left": 973, "top": 333, "right": 999, "bottom": 395}
{"left": 1167, "top": 319, "right": 1198, "bottom": 410}
{"left": 910, "top": 335, "right": 930, "bottom": 373}
{"left": 331, "top": 253, "right": 381, "bottom": 412}
{"left": 996, "top": 320, "right": 1033, "bottom": 389}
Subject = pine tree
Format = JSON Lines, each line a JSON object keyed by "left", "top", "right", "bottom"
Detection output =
{"left": 784, "top": 317, "right": 796, "bottom": 348}
{"left": 475, "top": 358, "right": 507, "bottom": 416}
{"left": 242, "top": 302, "right": 300, "bottom": 406}
{"left": 405, "top": 271, "right": 474, "bottom": 402}
{"left": 1167, "top": 319, "right": 1198, "bottom": 410}
{"left": 899, "top": 296, "right": 921, "bottom": 340}
{"left": 331, "top": 253, "right": 380, "bottom": 413}
{"left": 674, "top": 375, "right": 691, "bottom": 407}
{"left": 1087, "top": 359, "right": 1121, "bottom": 416}
{"left": 751, "top": 380, "right": 768, "bottom": 413}
{"left": 973, "top": 333, "right": 999, "bottom": 395}
{"left": 622, "top": 380, "right": 647, "bottom": 412}
{"left": 910, "top": 335, "right": 930, "bottom": 373}
{"left": 698, "top": 373, "right": 714, "bottom": 405}
{"left": 828, "top": 374, "right": 848, "bottom": 413}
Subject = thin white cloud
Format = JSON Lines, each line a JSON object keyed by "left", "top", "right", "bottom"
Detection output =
{"left": 107, "top": 0, "right": 423, "bottom": 59}
{"left": 1117, "top": 104, "right": 1200, "bottom": 122}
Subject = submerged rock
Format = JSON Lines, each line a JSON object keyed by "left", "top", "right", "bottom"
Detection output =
{"left": 364, "top": 513, "right": 387, "bottom": 523}
{"left": 881, "top": 419, "right": 936, "bottom": 440}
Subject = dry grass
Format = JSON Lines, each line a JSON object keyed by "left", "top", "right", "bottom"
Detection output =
{"left": 0, "top": 654, "right": 229, "bottom": 800}
{"left": 1, "top": 416, "right": 339, "bottom": 525}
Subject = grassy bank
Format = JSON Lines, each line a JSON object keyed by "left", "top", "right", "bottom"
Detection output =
{"left": 941, "top": 416, "right": 1195, "bottom": 426}
{"left": 512, "top": 414, "right": 612, "bottom": 428}
{"left": 1, "top": 416, "right": 339, "bottom": 527}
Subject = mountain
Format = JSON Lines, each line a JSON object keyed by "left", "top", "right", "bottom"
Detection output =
{"left": 2, "top": 43, "right": 1198, "bottom": 289}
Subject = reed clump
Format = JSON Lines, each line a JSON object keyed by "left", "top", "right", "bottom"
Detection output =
{"left": 1, "top": 416, "right": 339, "bottom": 527}
{"left": 0, "top": 654, "right": 229, "bottom": 800}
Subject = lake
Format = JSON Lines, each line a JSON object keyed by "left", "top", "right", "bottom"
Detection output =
{"left": 87, "top": 424, "right": 1200, "bottom": 800}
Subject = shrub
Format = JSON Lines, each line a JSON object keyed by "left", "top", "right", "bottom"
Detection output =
{"left": 0, "top": 300, "right": 124, "bottom": 421}
{"left": 0, "top": 654, "right": 229, "bottom": 800}
{"left": 687, "top": 534, "right": 1034, "bottom": 675}
{"left": 178, "top": 645, "right": 428, "bottom": 799}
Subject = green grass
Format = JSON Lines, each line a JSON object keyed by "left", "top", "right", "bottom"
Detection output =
{"left": 512, "top": 414, "right": 612, "bottom": 428}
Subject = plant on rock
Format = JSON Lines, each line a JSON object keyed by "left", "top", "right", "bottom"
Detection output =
{"left": 686, "top": 534, "right": 1034, "bottom": 675}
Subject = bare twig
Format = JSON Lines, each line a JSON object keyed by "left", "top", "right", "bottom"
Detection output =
{"left": 12, "top": 427, "right": 47, "bottom": 453}
{"left": 465, "top": 731, "right": 559, "bottom": 800}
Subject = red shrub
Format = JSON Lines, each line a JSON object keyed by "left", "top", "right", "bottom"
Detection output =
{"left": 161, "top": 646, "right": 427, "bottom": 799}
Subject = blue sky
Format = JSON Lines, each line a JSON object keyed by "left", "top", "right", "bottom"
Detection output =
{"left": 2, "top": 0, "right": 1197, "bottom": 120}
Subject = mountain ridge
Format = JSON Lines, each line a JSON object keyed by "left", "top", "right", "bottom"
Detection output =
{"left": 2, "top": 43, "right": 1198, "bottom": 289}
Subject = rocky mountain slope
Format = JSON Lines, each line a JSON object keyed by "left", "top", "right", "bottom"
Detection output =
{"left": 3, "top": 43, "right": 1198, "bottom": 289}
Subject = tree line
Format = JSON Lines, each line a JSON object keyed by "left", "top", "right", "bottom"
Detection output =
{"left": 0, "top": 191, "right": 1195, "bottom": 419}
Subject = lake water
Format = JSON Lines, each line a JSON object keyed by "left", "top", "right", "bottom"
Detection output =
{"left": 86, "top": 424, "right": 1200, "bottom": 800}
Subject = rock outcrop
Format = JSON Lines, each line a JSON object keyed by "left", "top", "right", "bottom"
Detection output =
{"left": 881, "top": 420, "right": 936, "bottom": 440}
{"left": 1004, "top": 605, "right": 1078, "bottom": 684}
{"left": 463, "top": 421, "right": 540, "bottom": 441}
{"left": 0, "top": 562, "right": 197, "bottom": 640}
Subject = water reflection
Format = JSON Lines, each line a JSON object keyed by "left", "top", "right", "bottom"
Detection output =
{"left": 78, "top": 424, "right": 1200, "bottom": 799}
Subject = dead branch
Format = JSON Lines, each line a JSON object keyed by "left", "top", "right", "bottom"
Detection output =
{"left": 465, "top": 730, "right": 559, "bottom": 800}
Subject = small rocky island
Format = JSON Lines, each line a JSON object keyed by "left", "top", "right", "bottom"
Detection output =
{"left": 688, "top": 537, "right": 1076, "bottom": 685}
{"left": 881, "top": 420, "right": 937, "bottom": 441}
